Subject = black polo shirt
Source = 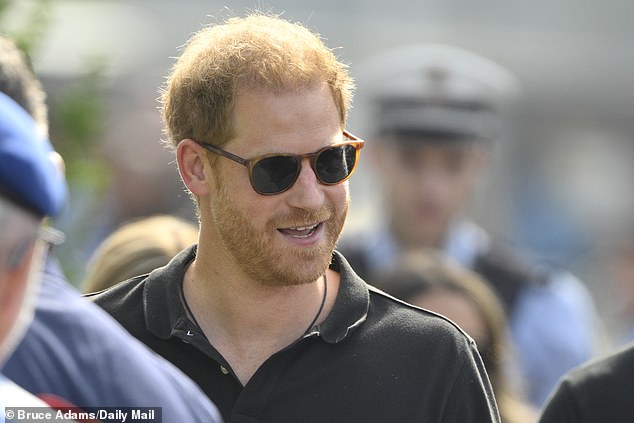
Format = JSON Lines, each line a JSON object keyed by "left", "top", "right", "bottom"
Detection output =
{"left": 88, "top": 246, "right": 499, "bottom": 423}
{"left": 539, "top": 342, "right": 634, "bottom": 423}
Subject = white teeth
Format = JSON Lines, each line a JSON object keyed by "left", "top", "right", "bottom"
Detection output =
{"left": 279, "top": 223, "right": 320, "bottom": 238}
{"left": 289, "top": 224, "right": 318, "bottom": 231}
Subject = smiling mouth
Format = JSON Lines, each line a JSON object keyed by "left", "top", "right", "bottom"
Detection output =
{"left": 278, "top": 222, "right": 322, "bottom": 238}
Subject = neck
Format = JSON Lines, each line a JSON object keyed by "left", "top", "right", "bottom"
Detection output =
{"left": 185, "top": 260, "right": 330, "bottom": 339}
{"left": 182, "top": 242, "right": 338, "bottom": 384}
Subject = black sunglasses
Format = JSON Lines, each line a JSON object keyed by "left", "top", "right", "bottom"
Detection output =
{"left": 196, "top": 130, "right": 365, "bottom": 195}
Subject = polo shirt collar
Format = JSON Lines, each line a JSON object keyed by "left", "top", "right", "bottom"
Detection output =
{"left": 319, "top": 251, "right": 369, "bottom": 343}
{"left": 143, "top": 245, "right": 369, "bottom": 345}
{"left": 143, "top": 246, "right": 196, "bottom": 340}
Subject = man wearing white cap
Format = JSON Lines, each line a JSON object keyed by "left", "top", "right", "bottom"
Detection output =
{"left": 340, "top": 44, "right": 601, "bottom": 407}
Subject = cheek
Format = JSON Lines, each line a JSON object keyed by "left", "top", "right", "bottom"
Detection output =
{"left": 433, "top": 165, "right": 476, "bottom": 204}
{"left": 446, "top": 175, "right": 473, "bottom": 202}
{"left": 215, "top": 159, "right": 253, "bottom": 194}
{"left": 0, "top": 254, "right": 33, "bottom": 345}
{"left": 331, "top": 182, "right": 350, "bottom": 205}
{"left": 380, "top": 162, "right": 415, "bottom": 202}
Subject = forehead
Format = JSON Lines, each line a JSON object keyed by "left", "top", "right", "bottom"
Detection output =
{"left": 233, "top": 84, "right": 338, "bottom": 120}
{"left": 230, "top": 85, "right": 342, "bottom": 151}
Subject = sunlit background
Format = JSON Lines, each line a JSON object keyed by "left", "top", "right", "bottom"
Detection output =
{"left": 2, "top": 0, "right": 634, "bottom": 344}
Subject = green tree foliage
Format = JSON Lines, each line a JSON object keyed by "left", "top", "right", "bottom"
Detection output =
{"left": 1, "top": 0, "right": 111, "bottom": 284}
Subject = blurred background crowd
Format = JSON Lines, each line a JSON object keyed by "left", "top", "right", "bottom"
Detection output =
{"left": 2, "top": 0, "right": 633, "bottom": 375}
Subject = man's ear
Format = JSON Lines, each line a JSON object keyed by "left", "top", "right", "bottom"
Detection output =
{"left": 176, "top": 139, "right": 213, "bottom": 196}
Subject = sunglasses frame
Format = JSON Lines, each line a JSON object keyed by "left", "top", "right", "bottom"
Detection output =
{"left": 196, "top": 130, "right": 365, "bottom": 195}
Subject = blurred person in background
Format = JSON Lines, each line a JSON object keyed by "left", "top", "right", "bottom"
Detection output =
{"left": 0, "top": 90, "right": 68, "bottom": 409}
{"left": 82, "top": 214, "right": 198, "bottom": 293}
{"left": 0, "top": 33, "right": 222, "bottom": 422}
{"left": 539, "top": 341, "right": 634, "bottom": 422}
{"left": 372, "top": 250, "right": 537, "bottom": 423}
{"left": 604, "top": 222, "right": 634, "bottom": 345}
{"left": 339, "top": 43, "right": 601, "bottom": 407}
{"left": 89, "top": 13, "right": 500, "bottom": 422}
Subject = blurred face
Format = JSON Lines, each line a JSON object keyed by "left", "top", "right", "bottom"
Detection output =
{"left": 203, "top": 84, "right": 350, "bottom": 286}
{"left": 409, "top": 289, "right": 489, "bottom": 348}
{"left": 0, "top": 205, "right": 45, "bottom": 366}
{"left": 610, "top": 243, "right": 634, "bottom": 314}
{"left": 375, "top": 140, "right": 485, "bottom": 248}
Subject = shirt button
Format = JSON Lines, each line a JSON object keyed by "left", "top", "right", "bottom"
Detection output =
{"left": 220, "top": 365, "right": 229, "bottom": 375}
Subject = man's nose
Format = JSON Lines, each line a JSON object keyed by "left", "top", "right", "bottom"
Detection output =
{"left": 285, "top": 159, "right": 325, "bottom": 210}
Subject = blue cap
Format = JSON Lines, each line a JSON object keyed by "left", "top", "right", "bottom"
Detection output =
{"left": 0, "top": 91, "right": 67, "bottom": 217}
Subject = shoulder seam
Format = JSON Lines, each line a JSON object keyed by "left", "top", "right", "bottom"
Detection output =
{"left": 367, "top": 283, "right": 475, "bottom": 341}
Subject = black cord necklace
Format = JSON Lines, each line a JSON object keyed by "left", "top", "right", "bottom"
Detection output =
{"left": 183, "top": 274, "right": 328, "bottom": 336}
{"left": 303, "top": 273, "right": 328, "bottom": 335}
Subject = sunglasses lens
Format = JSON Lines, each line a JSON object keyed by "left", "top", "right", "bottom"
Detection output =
{"left": 252, "top": 156, "right": 300, "bottom": 194}
{"left": 316, "top": 144, "right": 358, "bottom": 184}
